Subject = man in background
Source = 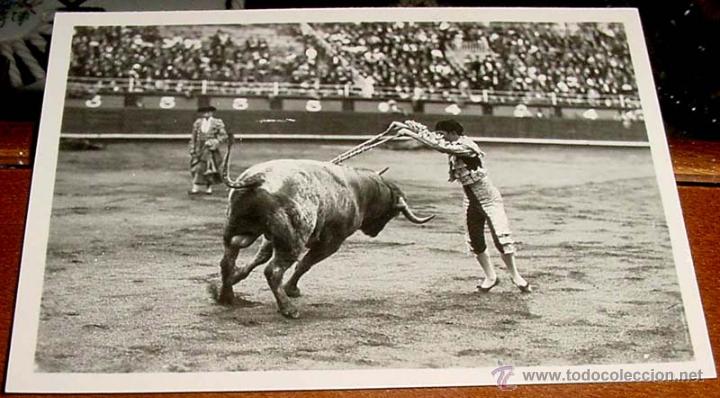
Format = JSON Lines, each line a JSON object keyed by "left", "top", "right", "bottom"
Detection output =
{"left": 189, "top": 105, "right": 228, "bottom": 195}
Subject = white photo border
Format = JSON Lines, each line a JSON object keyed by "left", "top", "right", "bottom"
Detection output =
{"left": 6, "top": 7, "right": 716, "bottom": 393}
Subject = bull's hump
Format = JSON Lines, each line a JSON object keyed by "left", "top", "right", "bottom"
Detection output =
{"left": 245, "top": 159, "right": 334, "bottom": 173}
{"left": 242, "top": 159, "right": 350, "bottom": 194}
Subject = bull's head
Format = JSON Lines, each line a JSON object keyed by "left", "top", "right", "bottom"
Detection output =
{"left": 361, "top": 179, "right": 435, "bottom": 237}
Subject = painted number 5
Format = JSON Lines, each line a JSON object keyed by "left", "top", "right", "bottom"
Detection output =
{"left": 306, "top": 100, "right": 322, "bottom": 112}
{"left": 232, "top": 98, "right": 249, "bottom": 110}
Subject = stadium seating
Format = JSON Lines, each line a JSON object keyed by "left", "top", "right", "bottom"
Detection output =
{"left": 69, "top": 22, "right": 638, "bottom": 99}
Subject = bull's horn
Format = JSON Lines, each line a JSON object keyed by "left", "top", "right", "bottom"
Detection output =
{"left": 397, "top": 197, "right": 435, "bottom": 224}
{"left": 222, "top": 132, "right": 250, "bottom": 189}
{"left": 377, "top": 166, "right": 390, "bottom": 175}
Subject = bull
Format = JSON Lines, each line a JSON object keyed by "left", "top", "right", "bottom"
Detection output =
{"left": 214, "top": 137, "right": 434, "bottom": 318}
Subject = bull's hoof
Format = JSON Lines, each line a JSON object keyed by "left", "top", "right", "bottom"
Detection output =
{"left": 207, "top": 283, "right": 228, "bottom": 304}
{"left": 279, "top": 305, "right": 300, "bottom": 319}
{"left": 284, "top": 285, "right": 301, "bottom": 298}
{"left": 216, "top": 286, "right": 236, "bottom": 306}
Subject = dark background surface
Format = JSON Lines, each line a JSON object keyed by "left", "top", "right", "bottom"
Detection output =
{"left": 1, "top": 0, "right": 718, "bottom": 139}
{"left": 245, "top": 0, "right": 720, "bottom": 139}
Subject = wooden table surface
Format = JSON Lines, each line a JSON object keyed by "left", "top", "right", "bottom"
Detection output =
{"left": 0, "top": 123, "right": 718, "bottom": 397}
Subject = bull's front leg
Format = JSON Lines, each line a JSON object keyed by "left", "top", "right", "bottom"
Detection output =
{"left": 264, "top": 250, "right": 300, "bottom": 319}
{"left": 218, "top": 243, "right": 241, "bottom": 305}
{"left": 284, "top": 239, "right": 343, "bottom": 298}
{"left": 218, "top": 238, "right": 273, "bottom": 305}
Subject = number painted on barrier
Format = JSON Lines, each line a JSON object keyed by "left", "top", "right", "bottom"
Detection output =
{"left": 159, "top": 96, "right": 176, "bottom": 109}
{"left": 445, "top": 104, "right": 461, "bottom": 115}
{"left": 513, "top": 104, "right": 531, "bottom": 118}
{"left": 306, "top": 100, "right": 322, "bottom": 112}
{"left": 232, "top": 97, "right": 249, "bottom": 110}
{"left": 85, "top": 95, "right": 102, "bottom": 108}
{"left": 582, "top": 109, "right": 599, "bottom": 120}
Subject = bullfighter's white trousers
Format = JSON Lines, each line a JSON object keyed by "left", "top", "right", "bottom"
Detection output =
{"left": 461, "top": 176, "right": 515, "bottom": 255}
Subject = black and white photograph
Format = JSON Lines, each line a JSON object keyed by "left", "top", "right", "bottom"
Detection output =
{"left": 5, "top": 7, "right": 715, "bottom": 393}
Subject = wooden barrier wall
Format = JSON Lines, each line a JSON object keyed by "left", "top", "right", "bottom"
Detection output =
{"left": 62, "top": 94, "right": 647, "bottom": 142}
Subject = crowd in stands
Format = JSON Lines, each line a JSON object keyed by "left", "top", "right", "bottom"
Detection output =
{"left": 71, "top": 26, "right": 290, "bottom": 87}
{"left": 457, "top": 23, "right": 637, "bottom": 97}
{"left": 69, "top": 22, "right": 638, "bottom": 100}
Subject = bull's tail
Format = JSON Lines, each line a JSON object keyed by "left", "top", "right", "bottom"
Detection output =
{"left": 222, "top": 131, "right": 259, "bottom": 189}
{"left": 222, "top": 132, "right": 263, "bottom": 189}
{"left": 222, "top": 131, "right": 237, "bottom": 187}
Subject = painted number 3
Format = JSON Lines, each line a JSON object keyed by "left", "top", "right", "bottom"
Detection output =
{"left": 159, "top": 96, "right": 176, "bottom": 109}
{"left": 232, "top": 98, "right": 249, "bottom": 110}
{"left": 85, "top": 95, "right": 102, "bottom": 108}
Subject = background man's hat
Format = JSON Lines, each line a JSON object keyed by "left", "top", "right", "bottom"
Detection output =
{"left": 197, "top": 105, "right": 217, "bottom": 112}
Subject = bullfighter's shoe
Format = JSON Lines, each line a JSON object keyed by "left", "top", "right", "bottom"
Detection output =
{"left": 513, "top": 279, "right": 532, "bottom": 293}
{"left": 477, "top": 277, "right": 499, "bottom": 293}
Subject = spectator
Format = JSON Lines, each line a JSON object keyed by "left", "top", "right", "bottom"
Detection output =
{"left": 69, "top": 22, "right": 639, "bottom": 101}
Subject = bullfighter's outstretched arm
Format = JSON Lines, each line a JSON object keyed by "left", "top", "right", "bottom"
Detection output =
{"left": 386, "top": 121, "right": 478, "bottom": 157}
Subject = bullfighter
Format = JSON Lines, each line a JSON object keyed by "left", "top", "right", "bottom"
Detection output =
{"left": 385, "top": 119, "right": 531, "bottom": 293}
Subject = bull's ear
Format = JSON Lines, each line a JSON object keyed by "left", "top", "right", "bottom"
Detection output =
{"left": 377, "top": 166, "right": 390, "bottom": 175}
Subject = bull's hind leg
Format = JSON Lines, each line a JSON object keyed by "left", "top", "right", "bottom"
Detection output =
{"left": 283, "top": 240, "right": 343, "bottom": 298}
{"left": 231, "top": 238, "right": 274, "bottom": 284}
{"left": 264, "top": 250, "right": 300, "bottom": 318}
{"left": 218, "top": 238, "right": 273, "bottom": 305}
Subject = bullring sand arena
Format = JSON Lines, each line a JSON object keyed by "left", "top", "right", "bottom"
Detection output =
{"left": 36, "top": 141, "right": 691, "bottom": 372}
